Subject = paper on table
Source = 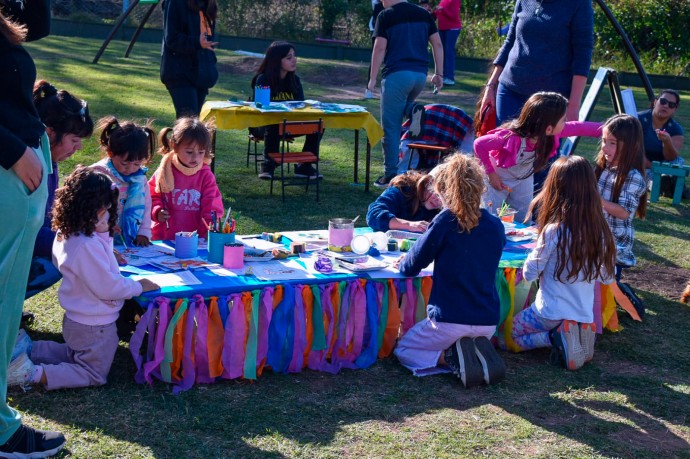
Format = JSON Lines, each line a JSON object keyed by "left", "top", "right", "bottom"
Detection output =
{"left": 238, "top": 237, "right": 284, "bottom": 250}
{"left": 131, "top": 270, "right": 201, "bottom": 287}
{"left": 120, "top": 265, "right": 157, "bottom": 275}
{"left": 250, "top": 259, "right": 315, "bottom": 281}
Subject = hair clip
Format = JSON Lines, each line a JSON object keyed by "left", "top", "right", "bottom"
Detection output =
{"left": 110, "top": 182, "right": 118, "bottom": 190}
{"left": 79, "top": 100, "right": 88, "bottom": 122}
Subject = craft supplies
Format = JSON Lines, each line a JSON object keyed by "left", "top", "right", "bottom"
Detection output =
{"left": 175, "top": 232, "right": 198, "bottom": 258}
{"left": 314, "top": 253, "right": 333, "bottom": 273}
{"left": 208, "top": 231, "right": 236, "bottom": 264}
{"left": 222, "top": 243, "right": 244, "bottom": 269}
{"left": 350, "top": 234, "right": 370, "bottom": 255}
{"left": 496, "top": 201, "right": 517, "bottom": 223}
{"left": 328, "top": 218, "right": 355, "bottom": 252}
{"left": 290, "top": 241, "right": 306, "bottom": 254}
{"left": 399, "top": 239, "right": 416, "bottom": 252}
{"left": 387, "top": 239, "right": 398, "bottom": 251}
{"left": 261, "top": 232, "right": 282, "bottom": 243}
{"left": 254, "top": 86, "right": 270, "bottom": 107}
{"left": 365, "top": 231, "right": 389, "bottom": 253}
{"left": 272, "top": 247, "right": 293, "bottom": 259}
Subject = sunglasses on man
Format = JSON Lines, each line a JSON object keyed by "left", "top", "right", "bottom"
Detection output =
{"left": 658, "top": 97, "right": 678, "bottom": 109}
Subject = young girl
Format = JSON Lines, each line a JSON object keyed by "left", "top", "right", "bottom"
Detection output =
{"left": 512, "top": 156, "right": 616, "bottom": 370}
{"left": 366, "top": 168, "right": 443, "bottom": 232}
{"left": 251, "top": 41, "right": 321, "bottom": 180}
{"left": 8, "top": 167, "right": 159, "bottom": 390}
{"left": 27, "top": 80, "right": 94, "bottom": 300}
{"left": 394, "top": 154, "right": 507, "bottom": 388}
{"left": 92, "top": 116, "right": 156, "bottom": 247}
{"left": 474, "top": 92, "right": 601, "bottom": 221}
{"left": 595, "top": 114, "right": 648, "bottom": 281}
{"left": 149, "top": 116, "right": 223, "bottom": 240}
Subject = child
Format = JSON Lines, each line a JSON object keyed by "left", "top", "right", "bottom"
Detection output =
{"left": 149, "top": 116, "right": 223, "bottom": 240}
{"left": 394, "top": 154, "right": 507, "bottom": 388}
{"left": 8, "top": 167, "right": 159, "bottom": 390}
{"left": 595, "top": 114, "right": 648, "bottom": 281}
{"left": 511, "top": 156, "right": 616, "bottom": 371}
{"left": 92, "top": 116, "right": 156, "bottom": 247}
{"left": 474, "top": 92, "right": 601, "bottom": 222}
{"left": 366, "top": 168, "right": 443, "bottom": 232}
{"left": 250, "top": 41, "right": 322, "bottom": 180}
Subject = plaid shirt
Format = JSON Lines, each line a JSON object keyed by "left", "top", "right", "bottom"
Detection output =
{"left": 401, "top": 104, "right": 473, "bottom": 147}
{"left": 598, "top": 167, "right": 646, "bottom": 267}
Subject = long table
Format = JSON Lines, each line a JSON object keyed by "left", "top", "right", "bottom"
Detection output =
{"left": 200, "top": 102, "right": 384, "bottom": 191}
{"left": 125, "top": 232, "right": 624, "bottom": 393}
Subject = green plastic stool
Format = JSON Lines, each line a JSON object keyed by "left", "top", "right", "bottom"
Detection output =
{"left": 650, "top": 161, "right": 690, "bottom": 205}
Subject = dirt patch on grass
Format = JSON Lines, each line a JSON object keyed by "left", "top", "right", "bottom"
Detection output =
{"left": 622, "top": 262, "right": 690, "bottom": 302}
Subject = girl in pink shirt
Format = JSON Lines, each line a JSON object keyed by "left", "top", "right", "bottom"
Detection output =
{"left": 149, "top": 117, "right": 223, "bottom": 240}
{"left": 474, "top": 92, "right": 601, "bottom": 222}
{"left": 9, "top": 167, "right": 159, "bottom": 391}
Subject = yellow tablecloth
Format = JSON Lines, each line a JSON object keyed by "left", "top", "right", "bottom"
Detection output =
{"left": 200, "top": 101, "right": 383, "bottom": 146}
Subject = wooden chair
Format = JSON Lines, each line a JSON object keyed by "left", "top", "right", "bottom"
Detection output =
{"left": 267, "top": 119, "right": 324, "bottom": 202}
{"left": 406, "top": 142, "right": 453, "bottom": 171}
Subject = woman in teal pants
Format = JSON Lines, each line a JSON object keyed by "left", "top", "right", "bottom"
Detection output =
{"left": 0, "top": 0, "right": 66, "bottom": 456}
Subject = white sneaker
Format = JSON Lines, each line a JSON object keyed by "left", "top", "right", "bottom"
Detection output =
{"left": 364, "top": 89, "right": 375, "bottom": 99}
{"left": 443, "top": 78, "right": 455, "bottom": 85}
{"left": 7, "top": 353, "right": 34, "bottom": 390}
{"left": 12, "top": 329, "right": 33, "bottom": 362}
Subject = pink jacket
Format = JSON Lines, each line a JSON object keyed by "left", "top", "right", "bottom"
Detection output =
{"left": 53, "top": 232, "right": 143, "bottom": 326}
{"left": 474, "top": 122, "right": 602, "bottom": 175}
{"left": 149, "top": 164, "right": 223, "bottom": 240}
{"left": 433, "top": 0, "right": 462, "bottom": 30}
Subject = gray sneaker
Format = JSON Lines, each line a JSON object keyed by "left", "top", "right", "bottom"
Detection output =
{"left": 7, "top": 352, "right": 34, "bottom": 390}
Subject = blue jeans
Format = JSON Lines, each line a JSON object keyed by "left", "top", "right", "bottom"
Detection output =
{"left": 381, "top": 71, "right": 427, "bottom": 177}
{"left": 439, "top": 29, "right": 460, "bottom": 81}
{"left": 496, "top": 83, "right": 530, "bottom": 125}
{"left": 167, "top": 85, "right": 209, "bottom": 118}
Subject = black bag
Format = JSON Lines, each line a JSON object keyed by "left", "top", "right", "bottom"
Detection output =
{"left": 617, "top": 281, "right": 645, "bottom": 318}
{"left": 196, "top": 48, "right": 218, "bottom": 89}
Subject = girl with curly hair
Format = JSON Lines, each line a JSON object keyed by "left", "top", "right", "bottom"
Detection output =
{"left": 512, "top": 156, "right": 616, "bottom": 371}
{"left": 8, "top": 167, "right": 159, "bottom": 391}
{"left": 394, "top": 154, "right": 507, "bottom": 388}
{"left": 366, "top": 168, "right": 442, "bottom": 233}
{"left": 92, "top": 116, "right": 157, "bottom": 247}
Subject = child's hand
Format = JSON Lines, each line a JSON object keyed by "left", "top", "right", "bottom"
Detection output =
{"left": 134, "top": 235, "right": 151, "bottom": 247}
{"left": 406, "top": 220, "right": 430, "bottom": 233}
{"left": 488, "top": 172, "right": 509, "bottom": 192}
{"left": 157, "top": 209, "right": 170, "bottom": 224}
{"left": 393, "top": 254, "right": 405, "bottom": 269}
{"left": 138, "top": 279, "right": 160, "bottom": 292}
{"left": 113, "top": 249, "right": 127, "bottom": 266}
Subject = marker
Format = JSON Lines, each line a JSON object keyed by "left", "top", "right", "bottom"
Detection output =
{"left": 119, "top": 233, "right": 128, "bottom": 249}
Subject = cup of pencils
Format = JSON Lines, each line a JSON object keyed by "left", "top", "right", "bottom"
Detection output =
{"left": 207, "top": 209, "right": 237, "bottom": 264}
{"left": 175, "top": 231, "right": 199, "bottom": 258}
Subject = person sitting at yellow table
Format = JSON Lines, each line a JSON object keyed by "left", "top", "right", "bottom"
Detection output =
{"left": 250, "top": 41, "right": 322, "bottom": 180}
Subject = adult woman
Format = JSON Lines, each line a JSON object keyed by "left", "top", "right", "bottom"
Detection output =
{"left": 251, "top": 41, "right": 322, "bottom": 180}
{"left": 26, "top": 80, "right": 94, "bottom": 300}
{"left": 0, "top": 0, "right": 66, "bottom": 456}
{"left": 637, "top": 89, "right": 684, "bottom": 168}
{"left": 366, "top": 169, "right": 443, "bottom": 232}
{"left": 480, "top": 0, "right": 594, "bottom": 124}
{"left": 160, "top": 0, "right": 219, "bottom": 118}
{"left": 432, "top": 0, "right": 462, "bottom": 86}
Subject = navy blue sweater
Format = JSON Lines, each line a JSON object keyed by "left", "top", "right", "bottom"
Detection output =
{"left": 399, "top": 208, "right": 506, "bottom": 325}
{"left": 494, "top": 0, "right": 593, "bottom": 97}
{"left": 366, "top": 186, "right": 439, "bottom": 232}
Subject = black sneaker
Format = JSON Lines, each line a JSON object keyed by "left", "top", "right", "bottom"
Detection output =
{"left": 456, "top": 337, "right": 484, "bottom": 388}
{"left": 258, "top": 162, "right": 275, "bottom": 180}
{"left": 617, "top": 281, "right": 646, "bottom": 318}
{"left": 21, "top": 311, "right": 35, "bottom": 325}
{"left": 473, "top": 336, "right": 506, "bottom": 385}
{"left": 373, "top": 174, "right": 396, "bottom": 188}
{"left": 294, "top": 163, "right": 323, "bottom": 180}
{"left": 0, "top": 424, "right": 65, "bottom": 458}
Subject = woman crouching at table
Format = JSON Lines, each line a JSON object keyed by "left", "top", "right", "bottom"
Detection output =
{"left": 394, "top": 154, "right": 507, "bottom": 388}
{"left": 250, "top": 40, "right": 322, "bottom": 180}
{"left": 366, "top": 167, "right": 443, "bottom": 233}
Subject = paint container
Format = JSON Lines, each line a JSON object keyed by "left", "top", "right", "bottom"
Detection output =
{"left": 387, "top": 239, "right": 398, "bottom": 252}
{"left": 400, "top": 239, "right": 416, "bottom": 252}
{"left": 223, "top": 243, "right": 244, "bottom": 269}
{"left": 350, "top": 234, "right": 371, "bottom": 255}
{"left": 328, "top": 218, "right": 355, "bottom": 252}
{"left": 208, "top": 231, "right": 236, "bottom": 263}
{"left": 175, "top": 232, "right": 198, "bottom": 258}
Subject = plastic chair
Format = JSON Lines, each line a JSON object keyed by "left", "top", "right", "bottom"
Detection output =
{"left": 267, "top": 119, "right": 324, "bottom": 202}
{"left": 649, "top": 161, "right": 690, "bottom": 205}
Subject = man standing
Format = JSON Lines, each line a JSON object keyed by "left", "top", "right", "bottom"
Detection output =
{"left": 368, "top": 0, "right": 443, "bottom": 187}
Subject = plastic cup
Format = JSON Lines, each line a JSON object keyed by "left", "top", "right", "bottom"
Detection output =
{"left": 175, "top": 232, "right": 199, "bottom": 258}
{"left": 328, "top": 218, "right": 355, "bottom": 252}
{"left": 223, "top": 243, "right": 244, "bottom": 269}
{"left": 499, "top": 208, "right": 518, "bottom": 223}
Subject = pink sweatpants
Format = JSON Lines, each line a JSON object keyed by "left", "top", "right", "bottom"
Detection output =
{"left": 394, "top": 318, "right": 496, "bottom": 376}
{"left": 30, "top": 315, "right": 119, "bottom": 390}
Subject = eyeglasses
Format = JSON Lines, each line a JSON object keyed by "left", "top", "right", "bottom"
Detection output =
{"left": 658, "top": 97, "right": 678, "bottom": 109}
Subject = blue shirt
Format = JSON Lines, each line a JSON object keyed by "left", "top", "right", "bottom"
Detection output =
{"left": 366, "top": 186, "right": 439, "bottom": 232}
{"left": 494, "top": 0, "right": 593, "bottom": 97}
{"left": 399, "top": 208, "right": 506, "bottom": 325}
{"left": 637, "top": 109, "right": 684, "bottom": 163}
{"left": 374, "top": 1, "right": 438, "bottom": 78}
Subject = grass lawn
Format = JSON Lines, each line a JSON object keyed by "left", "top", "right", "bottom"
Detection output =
{"left": 14, "top": 35, "right": 690, "bottom": 458}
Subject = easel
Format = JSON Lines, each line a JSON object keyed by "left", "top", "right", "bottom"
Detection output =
{"left": 561, "top": 67, "right": 625, "bottom": 156}
{"left": 92, "top": 0, "right": 160, "bottom": 64}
